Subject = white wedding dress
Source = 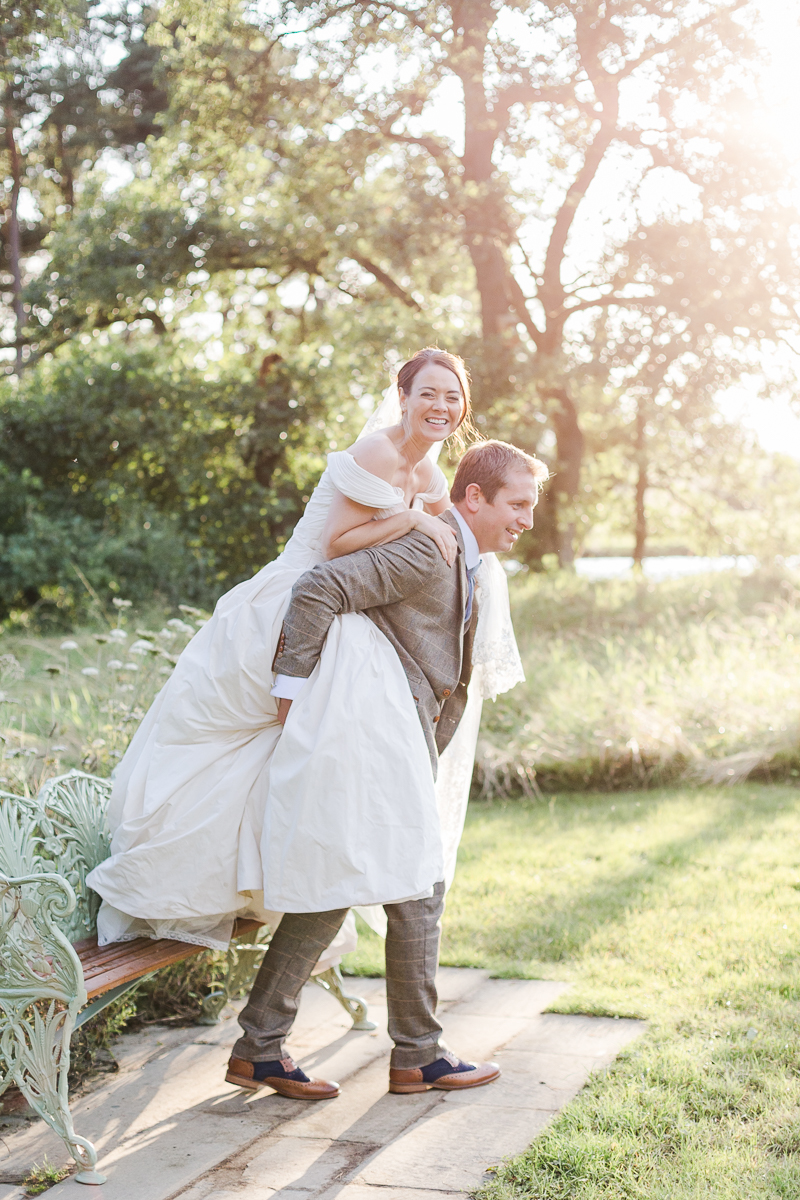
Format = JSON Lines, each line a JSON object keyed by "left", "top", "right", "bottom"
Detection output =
{"left": 87, "top": 429, "right": 524, "bottom": 964}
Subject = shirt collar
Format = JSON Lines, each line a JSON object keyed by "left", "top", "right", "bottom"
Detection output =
{"left": 450, "top": 507, "right": 481, "bottom": 571}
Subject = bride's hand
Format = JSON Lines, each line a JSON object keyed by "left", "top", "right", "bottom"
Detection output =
{"left": 411, "top": 511, "right": 458, "bottom": 567}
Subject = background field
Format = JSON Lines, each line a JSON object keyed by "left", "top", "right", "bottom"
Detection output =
{"left": 3, "top": 566, "right": 798, "bottom": 798}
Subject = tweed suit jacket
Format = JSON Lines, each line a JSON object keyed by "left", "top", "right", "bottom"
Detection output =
{"left": 273, "top": 510, "right": 477, "bottom": 775}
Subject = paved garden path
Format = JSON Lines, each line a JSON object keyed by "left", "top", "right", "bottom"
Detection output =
{"left": 0, "top": 969, "right": 643, "bottom": 1200}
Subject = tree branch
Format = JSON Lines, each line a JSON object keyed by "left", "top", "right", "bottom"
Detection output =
{"left": 351, "top": 253, "right": 422, "bottom": 310}
{"left": 336, "top": 0, "right": 444, "bottom": 42}
{"left": 378, "top": 127, "right": 452, "bottom": 162}
{"left": 505, "top": 269, "right": 543, "bottom": 350}
{"left": 539, "top": 118, "right": 617, "bottom": 320}
{"left": 616, "top": 1, "right": 749, "bottom": 81}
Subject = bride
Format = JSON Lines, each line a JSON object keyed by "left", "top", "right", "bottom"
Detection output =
{"left": 87, "top": 347, "right": 524, "bottom": 963}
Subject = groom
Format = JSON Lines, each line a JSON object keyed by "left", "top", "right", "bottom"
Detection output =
{"left": 226, "top": 440, "right": 546, "bottom": 1100}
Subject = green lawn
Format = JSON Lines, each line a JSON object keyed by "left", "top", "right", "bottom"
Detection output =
{"left": 345, "top": 784, "right": 800, "bottom": 1199}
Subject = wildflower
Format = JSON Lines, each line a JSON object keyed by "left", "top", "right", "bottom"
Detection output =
{"left": 60, "top": 640, "right": 78, "bottom": 651}
{"left": 109, "top": 629, "right": 127, "bottom": 641}
{"left": 122, "top": 663, "right": 138, "bottom": 671}
{"left": 158, "top": 666, "right": 173, "bottom": 675}
{"left": 94, "top": 634, "right": 109, "bottom": 644}
{"left": 112, "top": 599, "right": 133, "bottom": 609}
{"left": 0, "top": 654, "right": 24, "bottom": 681}
{"left": 107, "top": 660, "right": 123, "bottom": 669}
{"left": 130, "top": 640, "right": 155, "bottom": 654}
{"left": 81, "top": 667, "right": 99, "bottom": 677}
{"left": 166, "top": 618, "right": 195, "bottom": 636}
{"left": 52, "top": 745, "right": 68, "bottom": 753}
{"left": 44, "top": 665, "right": 61, "bottom": 675}
{"left": 158, "top": 628, "right": 177, "bottom": 642}
{"left": 178, "top": 604, "right": 205, "bottom": 617}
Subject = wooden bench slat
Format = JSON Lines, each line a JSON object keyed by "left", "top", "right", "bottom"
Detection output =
{"left": 80, "top": 944, "right": 150, "bottom": 972}
{"left": 83, "top": 942, "right": 202, "bottom": 998}
{"left": 76, "top": 918, "right": 267, "bottom": 1000}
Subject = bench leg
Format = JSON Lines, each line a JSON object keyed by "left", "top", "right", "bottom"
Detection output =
{"left": 312, "top": 966, "right": 376, "bottom": 1031}
{"left": 2, "top": 1000, "right": 105, "bottom": 1185}
{"left": 198, "top": 928, "right": 270, "bottom": 1025}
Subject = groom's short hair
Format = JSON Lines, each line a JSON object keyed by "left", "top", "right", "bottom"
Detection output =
{"left": 451, "top": 440, "right": 548, "bottom": 504}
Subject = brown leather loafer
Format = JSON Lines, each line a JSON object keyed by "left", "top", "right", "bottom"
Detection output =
{"left": 225, "top": 1056, "right": 340, "bottom": 1100}
{"left": 389, "top": 1059, "right": 501, "bottom": 1094}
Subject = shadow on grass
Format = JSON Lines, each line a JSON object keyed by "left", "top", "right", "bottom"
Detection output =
{"left": 442, "top": 785, "right": 798, "bottom": 972}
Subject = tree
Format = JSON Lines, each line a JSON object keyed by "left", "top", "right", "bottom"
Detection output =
{"left": 0, "top": 3, "right": 171, "bottom": 373}
{"left": 6, "top": 0, "right": 798, "bottom": 595}
{"left": 266, "top": 0, "right": 796, "bottom": 559}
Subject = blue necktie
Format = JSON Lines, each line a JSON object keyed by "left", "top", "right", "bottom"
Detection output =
{"left": 464, "top": 564, "right": 479, "bottom": 627}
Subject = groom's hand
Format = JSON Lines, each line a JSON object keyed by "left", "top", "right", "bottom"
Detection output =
{"left": 277, "top": 697, "right": 293, "bottom": 726}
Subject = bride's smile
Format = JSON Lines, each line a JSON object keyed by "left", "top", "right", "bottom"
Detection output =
{"left": 399, "top": 362, "right": 465, "bottom": 448}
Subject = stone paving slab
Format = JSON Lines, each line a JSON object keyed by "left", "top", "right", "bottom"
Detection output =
{"left": 0, "top": 969, "right": 644, "bottom": 1200}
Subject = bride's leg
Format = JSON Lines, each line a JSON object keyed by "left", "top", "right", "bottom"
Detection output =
{"left": 383, "top": 882, "right": 446, "bottom": 1069}
{"left": 232, "top": 909, "right": 349, "bottom": 1062}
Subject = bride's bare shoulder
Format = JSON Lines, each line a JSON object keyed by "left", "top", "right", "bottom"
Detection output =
{"left": 347, "top": 432, "right": 400, "bottom": 483}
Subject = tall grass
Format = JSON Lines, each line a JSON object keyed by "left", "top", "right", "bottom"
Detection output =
{"left": 2, "top": 564, "right": 798, "bottom": 797}
{"left": 0, "top": 602, "right": 205, "bottom": 794}
{"left": 478, "top": 564, "right": 800, "bottom": 793}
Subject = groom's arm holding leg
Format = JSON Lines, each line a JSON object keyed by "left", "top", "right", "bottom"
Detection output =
{"left": 273, "top": 530, "right": 449, "bottom": 698}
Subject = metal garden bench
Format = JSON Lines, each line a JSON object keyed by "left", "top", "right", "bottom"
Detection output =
{"left": 0, "top": 771, "right": 372, "bottom": 1184}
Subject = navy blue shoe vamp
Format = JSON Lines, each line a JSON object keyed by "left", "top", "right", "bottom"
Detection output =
{"left": 420, "top": 1057, "right": 476, "bottom": 1084}
{"left": 252, "top": 1059, "right": 310, "bottom": 1083}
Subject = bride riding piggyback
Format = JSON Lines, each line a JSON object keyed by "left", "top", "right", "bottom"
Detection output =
{"left": 88, "top": 347, "right": 548, "bottom": 1099}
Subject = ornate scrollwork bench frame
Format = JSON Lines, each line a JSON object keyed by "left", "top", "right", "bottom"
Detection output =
{"left": 0, "top": 771, "right": 373, "bottom": 1185}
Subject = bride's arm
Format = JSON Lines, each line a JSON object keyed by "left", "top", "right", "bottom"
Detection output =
{"left": 323, "top": 492, "right": 419, "bottom": 556}
{"left": 322, "top": 442, "right": 457, "bottom": 565}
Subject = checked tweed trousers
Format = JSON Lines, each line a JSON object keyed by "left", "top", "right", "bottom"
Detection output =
{"left": 232, "top": 883, "right": 447, "bottom": 1069}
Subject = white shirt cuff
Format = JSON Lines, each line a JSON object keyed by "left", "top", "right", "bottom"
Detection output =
{"left": 270, "top": 674, "right": 308, "bottom": 700}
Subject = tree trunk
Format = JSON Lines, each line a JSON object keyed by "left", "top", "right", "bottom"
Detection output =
{"left": 543, "top": 384, "right": 584, "bottom": 565}
{"left": 4, "top": 104, "right": 23, "bottom": 373}
{"left": 633, "top": 400, "right": 647, "bottom": 568}
{"left": 450, "top": 0, "right": 517, "bottom": 400}
{"left": 57, "top": 124, "right": 74, "bottom": 209}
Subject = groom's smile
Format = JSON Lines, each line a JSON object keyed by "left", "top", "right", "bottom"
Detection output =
{"left": 456, "top": 467, "right": 538, "bottom": 555}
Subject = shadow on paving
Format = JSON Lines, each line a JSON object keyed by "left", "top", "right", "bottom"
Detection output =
{"left": 0, "top": 973, "right": 645, "bottom": 1200}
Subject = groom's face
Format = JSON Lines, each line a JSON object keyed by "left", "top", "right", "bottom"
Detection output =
{"left": 467, "top": 469, "right": 538, "bottom": 554}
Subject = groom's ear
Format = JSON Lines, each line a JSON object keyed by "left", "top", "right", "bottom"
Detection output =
{"left": 463, "top": 482, "right": 483, "bottom": 512}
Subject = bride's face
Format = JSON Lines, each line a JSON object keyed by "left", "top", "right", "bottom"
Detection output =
{"left": 399, "top": 364, "right": 465, "bottom": 444}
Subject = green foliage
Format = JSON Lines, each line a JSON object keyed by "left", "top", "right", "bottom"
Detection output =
{"left": 0, "top": 345, "right": 340, "bottom": 620}
{"left": 68, "top": 993, "right": 136, "bottom": 1092}
{"left": 23, "top": 1156, "right": 69, "bottom": 1196}
{"left": 130, "top": 952, "right": 225, "bottom": 1024}
{"left": 4, "top": 568, "right": 800, "bottom": 797}
{"left": 0, "top": 601, "right": 189, "bottom": 793}
{"left": 4, "top": 0, "right": 800, "bottom": 575}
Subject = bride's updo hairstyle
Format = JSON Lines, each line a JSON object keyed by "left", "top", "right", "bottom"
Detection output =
{"left": 396, "top": 347, "right": 478, "bottom": 452}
